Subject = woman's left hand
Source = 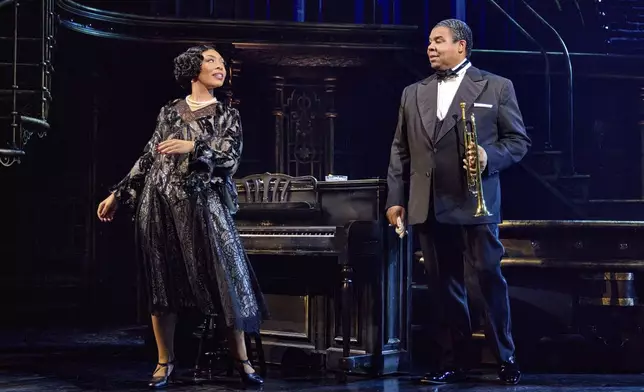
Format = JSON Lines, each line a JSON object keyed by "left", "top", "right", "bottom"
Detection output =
{"left": 157, "top": 139, "right": 195, "bottom": 155}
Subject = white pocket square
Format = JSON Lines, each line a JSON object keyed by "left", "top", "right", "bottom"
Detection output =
{"left": 473, "top": 103, "right": 493, "bottom": 108}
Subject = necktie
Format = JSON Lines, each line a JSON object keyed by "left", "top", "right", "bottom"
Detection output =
{"left": 435, "top": 59, "right": 470, "bottom": 81}
{"left": 436, "top": 69, "right": 457, "bottom": 81}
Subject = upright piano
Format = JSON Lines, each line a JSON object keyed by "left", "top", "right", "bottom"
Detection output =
{"left": 234, "top": 173, "right": 414, "bottom": 380}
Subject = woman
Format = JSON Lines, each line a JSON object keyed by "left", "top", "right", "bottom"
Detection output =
{"left": 97, "top": 45, "right": 267, "bottom": 388}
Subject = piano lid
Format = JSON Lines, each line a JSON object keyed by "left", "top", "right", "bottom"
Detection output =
{"left": 317, "top": 178, "right": 386, "bottom": 191}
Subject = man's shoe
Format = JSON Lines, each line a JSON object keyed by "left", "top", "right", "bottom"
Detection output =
{"left": 498, "top": 356, "right": 521, "bottom": 385}
{"left": 419, "top": 369, "right": 467, "bottom": 385}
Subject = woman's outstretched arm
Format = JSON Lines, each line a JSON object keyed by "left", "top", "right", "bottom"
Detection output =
{"left": 109, "top": 106, "right": 167, "bottom": 210}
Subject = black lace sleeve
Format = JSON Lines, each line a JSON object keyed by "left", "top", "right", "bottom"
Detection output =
{"left": 188, "top": 107, "right": 242, "bottom": 180}
{"left": 109, "top": 106, "right": 167, "bottom": 210}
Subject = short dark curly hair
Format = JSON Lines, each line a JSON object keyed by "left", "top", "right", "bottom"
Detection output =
{"left": 434, "top": 19, "right": 473, "bottom": 57}
{"left": 173, "top": 44, "right": 219, "bottom": 90}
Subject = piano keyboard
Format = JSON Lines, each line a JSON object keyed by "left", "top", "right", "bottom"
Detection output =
{"left": 238, "top": 226, "right": 343, "bottom": 255}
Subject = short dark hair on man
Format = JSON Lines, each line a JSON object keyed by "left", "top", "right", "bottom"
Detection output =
{"left": 173, "top": 44, "right": 218, "bottom": 89}
{"left": 434, "top": 18, "right": 473, "bottom": 57}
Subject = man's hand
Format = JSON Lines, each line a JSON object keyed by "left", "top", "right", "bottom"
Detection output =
{"left": 157, "top": 139, "right": 195, "bottom": 155}
{"left": 386, "top": 205, "right": 405, "bottom": 225}
{"left": 462, "top": 142, "right": 487, "bottom": 176}
{"left": 386, "top": 205, "right": 407, "bottom": 238}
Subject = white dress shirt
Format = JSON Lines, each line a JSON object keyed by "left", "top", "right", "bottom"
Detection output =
{"left": 436, "top": 58, "right": 471, "bottom": 121}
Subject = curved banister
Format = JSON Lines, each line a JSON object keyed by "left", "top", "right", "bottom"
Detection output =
{"left": 519, "top": 0, "right": 574, "bottom": 174}
{"left": 56, "top": 0, "right": 417, "bottom": 48}
{"left": 483, "top": 0, "right": 552, "bottom": 154}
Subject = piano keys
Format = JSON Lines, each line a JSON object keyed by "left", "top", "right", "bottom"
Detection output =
{"left": 241, "top": 226, "right": 345, "bottom": 256}
{"left": 235, "top": 173, "right": 413, "bottom": 380}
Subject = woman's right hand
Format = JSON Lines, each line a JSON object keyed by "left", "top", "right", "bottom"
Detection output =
{"left": 97, "top": 193, "right": 118, "bottom": 222}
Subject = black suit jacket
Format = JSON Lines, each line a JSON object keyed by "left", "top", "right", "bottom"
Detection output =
{"left": 386, "top": 66, "right": 531, "bottom": 226}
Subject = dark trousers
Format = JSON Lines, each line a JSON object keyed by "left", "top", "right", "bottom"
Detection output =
{"left": 416, "top": 213, "right": 515, "bottom": 369}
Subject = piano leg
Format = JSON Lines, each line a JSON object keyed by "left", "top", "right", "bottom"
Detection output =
{"left": 338, "top": 263, "right": 353, "bottom": 383}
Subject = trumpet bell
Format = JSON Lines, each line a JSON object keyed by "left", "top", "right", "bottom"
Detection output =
{"left": 474, "top": 202, "right": 492, "bottom": 217}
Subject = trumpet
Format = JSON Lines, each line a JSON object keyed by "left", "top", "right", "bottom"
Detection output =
{"left": 460, "top": 102, "right": 491, "bottom": 217}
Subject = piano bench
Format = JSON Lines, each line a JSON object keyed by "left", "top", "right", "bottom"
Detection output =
{"left": 190, "top": 314, "right": 267, "bottom": 382}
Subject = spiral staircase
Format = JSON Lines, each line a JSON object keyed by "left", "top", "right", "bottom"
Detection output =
{"left": 0, "top": 0, "right": 56, "bottom": 167}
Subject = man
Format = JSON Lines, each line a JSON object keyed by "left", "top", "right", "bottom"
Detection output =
{"left": 385, "top": 19, "right": 531, "bottom": 385}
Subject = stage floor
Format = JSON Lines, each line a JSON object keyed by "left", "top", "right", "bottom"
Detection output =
{"left": 1, "top": 327, "right": 643, "bottom": 391}
{"left": 2, "top": 366, "right": 643, "bottom": 391}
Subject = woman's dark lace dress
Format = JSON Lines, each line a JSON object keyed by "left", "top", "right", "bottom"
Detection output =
{"left": 110, "top": 99, "right": 268, "bottom": 333}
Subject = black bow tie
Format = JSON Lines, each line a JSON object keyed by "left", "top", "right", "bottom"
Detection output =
{"left": 436, "top": 69, "right": 458, "bottom": 81}
{"left": 435, "top": 59, "right": 470, "bottom": 81}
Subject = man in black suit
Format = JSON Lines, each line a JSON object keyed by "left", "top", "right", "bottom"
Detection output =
{"left": 385, "top": 19, "right": 531, "bottom": 385}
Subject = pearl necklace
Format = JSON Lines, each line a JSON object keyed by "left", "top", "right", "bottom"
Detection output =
{"left": 186, "top": 95, "right": 217, "bottom": 111}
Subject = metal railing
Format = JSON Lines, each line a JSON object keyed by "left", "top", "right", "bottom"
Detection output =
{"left": 483, "top": 0, "right": 574, "bottom": 174}
{"left": 483, "top": 0, "right": 552, "bottom": 151}
{"left": 518, "top": 0, "right": 574, "bottom": 174}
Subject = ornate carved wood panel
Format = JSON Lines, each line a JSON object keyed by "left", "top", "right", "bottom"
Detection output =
{"left": 270, "top": 76, "right": 336, "bottom": 178}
